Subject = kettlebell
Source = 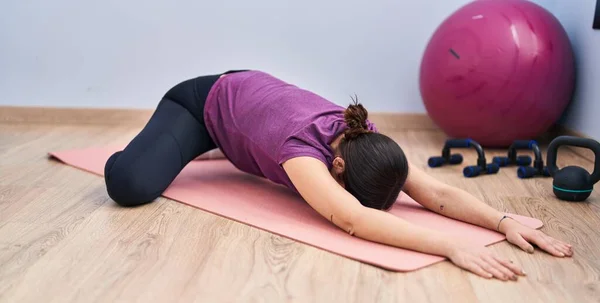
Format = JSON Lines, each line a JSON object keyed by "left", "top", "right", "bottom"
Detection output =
{"left": 546, "top": 136, "right": 600, "bottom": 202}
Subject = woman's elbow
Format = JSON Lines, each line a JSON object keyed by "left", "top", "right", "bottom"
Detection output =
{"left": 330, "top": 207, "right": 362, "bottom": 236}
{"left": 331, "top": 214, "right": 356, "bottom": 235}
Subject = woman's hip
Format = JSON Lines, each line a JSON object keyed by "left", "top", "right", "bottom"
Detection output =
{"left": 162, "top": 70, "right": 249, "bottom": 122}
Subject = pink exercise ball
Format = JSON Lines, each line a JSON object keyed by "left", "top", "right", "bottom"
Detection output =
{"left": 419, "top": 0, "right": 575, "bottom": 147}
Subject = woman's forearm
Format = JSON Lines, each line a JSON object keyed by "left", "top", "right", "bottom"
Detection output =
{"left": 351, "top": 207, "right": 459, "bottom": 257}
{"left": 432, "top": 186, "right": 506, "bottom": 232}
{"left": 405, "top": 164, "right": 508, "bottom": 234}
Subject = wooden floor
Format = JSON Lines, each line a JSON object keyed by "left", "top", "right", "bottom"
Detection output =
{"left": 0, "top": 121, "right": 599, "bottom": 303}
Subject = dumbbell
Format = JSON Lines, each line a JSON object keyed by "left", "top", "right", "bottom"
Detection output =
{"left": 427, "top": 138, "right": 465, "bottom": 168}
{"left": 493, "top": 140, "right": 550, "bottom": 178}
{"left": 428, "top": 138, "right": 499, "bottom": 178}
{"left": 492, "top": 140, "right": 533, "bottom": 167}
{"left": 517, "top": 140, "right": 551, "bottom": 179}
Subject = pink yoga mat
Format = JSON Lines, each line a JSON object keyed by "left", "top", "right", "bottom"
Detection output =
{"left": 49, "top": 146, "right": 543, "bottom": 272}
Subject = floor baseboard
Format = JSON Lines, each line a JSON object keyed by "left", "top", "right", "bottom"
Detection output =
{"left": 0, "top": 105, "right": 438, "bottom": 130}
{"left": 0, "top": 106, "right": 154, "bottom": 126}
{"left": 0, "top": 105, "right": 594, "bottom": 162}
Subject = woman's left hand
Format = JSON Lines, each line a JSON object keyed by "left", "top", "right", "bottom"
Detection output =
{"left": 501, "top": 218, "right": 573, "bottom": 257}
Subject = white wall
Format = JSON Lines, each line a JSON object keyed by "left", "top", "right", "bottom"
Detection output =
{"left": 0, "top": 0, "right": 473, "bottom": 112}
{"left": 536, "top": 0, "right": 600, "bottom": 140}
{"left": 7, "top": 0, "right": 590, "bottom": 138}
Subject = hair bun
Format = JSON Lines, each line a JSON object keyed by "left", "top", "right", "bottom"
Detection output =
{"left": 344, "top": 95, "right": 370, "bottom": 140}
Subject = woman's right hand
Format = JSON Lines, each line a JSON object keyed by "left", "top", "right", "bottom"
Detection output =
{"left": 447, "top": 242, "right": 527, "bottom": 281}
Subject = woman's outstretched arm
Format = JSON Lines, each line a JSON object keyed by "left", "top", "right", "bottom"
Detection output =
{"left": 404, "top": 162, "right": 573, "bottom": 258}
{"left": 282, "top": 156, "right": 525, "bottom": 281}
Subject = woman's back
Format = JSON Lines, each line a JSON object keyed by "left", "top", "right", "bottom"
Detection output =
{"left": 203, "top": 70, "right": 376, "bottom": 190}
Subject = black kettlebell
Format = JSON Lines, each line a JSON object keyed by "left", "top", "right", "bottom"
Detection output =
{"left": 546, "top": 136, "right": 600, "bottom": 202}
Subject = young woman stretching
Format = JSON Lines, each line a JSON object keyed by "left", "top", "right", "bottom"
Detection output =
{"left": 104, "top": 70, "right": 573, "bottom": 280}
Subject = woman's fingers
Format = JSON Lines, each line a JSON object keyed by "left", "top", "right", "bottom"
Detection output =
{"left": 451, "top": 246, "right": 531, "bottom": 281}
{"left": 549, "top": 236, "right": 573, "bottom": 256}
{"left": 551, "top": 236, "right": 572, "bottom": 248}
{"left": 548, "top": 236, "right": 573, "bottom": 255}
{"left": 463, "top": 261, "right": 493, "bottom": 279}
{"left": 481, "top": 255, "right": 520, "bottom": 281}
{"left": 535, "top": 235, "right": 567, "bottom": 257}
{"left": 485, "top": 256, "right": 519, "bottom": 280}
{"left": 494, "top": 256, "right": 525, "bottom": 280}
{"left": 479, "top": 261, "right": 508, "bottom": 280}
{"left": 522, "top": 231, "right": 574, "bottom": 257}
{"left": 495, "top": 257, "right": 526, "bottom": 276}
{"left": 553, "top": 240, "right": 573, "bottom": 257}
{"left": 508, "top": 233, "right": 535, "bottom": 253}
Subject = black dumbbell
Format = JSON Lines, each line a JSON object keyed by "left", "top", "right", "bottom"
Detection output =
{"left": 517, "top": 140, "right": 551, "bottom": 179}
{"left": 427, "top": 138, "right": 464, "bottom": 168}
{"left": 493, "top": 140, "right": 550, "bottom": 178}
{"left": 492, "top": 140, "right": 534, "bottom": 167}
{"left": 460, "top": 139, "right": 499, "bottom": 178}
{"left": 428, "top": 138, "right": 499, "bottom": 178}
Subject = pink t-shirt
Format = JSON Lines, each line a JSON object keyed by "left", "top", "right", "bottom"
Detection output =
{"left": 204, "top": 70, "right": 377, "bottom": 191}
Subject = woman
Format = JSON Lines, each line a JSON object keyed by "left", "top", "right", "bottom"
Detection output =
{"left": 104, "top": 70, "right": 573, "bottom": 280}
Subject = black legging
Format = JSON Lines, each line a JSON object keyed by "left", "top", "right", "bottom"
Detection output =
{"left": 104, "top": 71, "right": 241, "bottom": 207}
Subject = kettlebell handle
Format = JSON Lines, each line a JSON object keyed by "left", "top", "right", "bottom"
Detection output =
{"left": 546, "top": 136, "right": 600, "bottom": 184}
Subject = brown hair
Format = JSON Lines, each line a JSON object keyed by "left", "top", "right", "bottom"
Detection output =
{"left": 337, "top": 97, "right": 409, "bottom": 210}
{"left": 344, "top": 96, "right": 371, "bottom": 139}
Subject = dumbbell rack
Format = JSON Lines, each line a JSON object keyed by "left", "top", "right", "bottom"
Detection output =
{"left": 428, "top": 138, "right": 553, "bottom": 178}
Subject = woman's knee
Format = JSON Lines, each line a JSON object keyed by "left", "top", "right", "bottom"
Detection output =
{"left": 104, "top": 152, "right": 161, "bottom": 207}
